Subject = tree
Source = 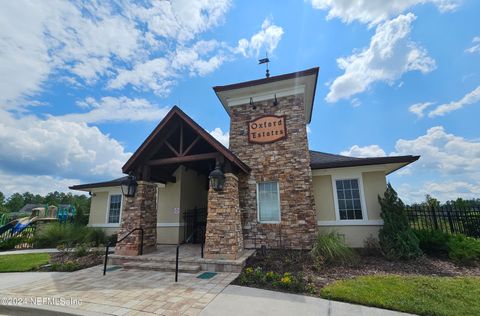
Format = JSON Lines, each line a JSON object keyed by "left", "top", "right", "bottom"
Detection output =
{"left": 378, "top": 183, "right": 422, "bottom": 260}
{"left": 0, "top": 192, "right": 6, "bottom": 213}
{"left": 5, "top": 193, "right": 25, "bottom": 213}
{"left": 424, "top": 194, "right": 440, "bottom": 208}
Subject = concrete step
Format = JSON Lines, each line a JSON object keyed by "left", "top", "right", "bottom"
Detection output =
{"left": 121, "top": 261, "right": 201, "bottom": 273}
{"left": 110, "top": 255, "right": 192, "bottom": 265}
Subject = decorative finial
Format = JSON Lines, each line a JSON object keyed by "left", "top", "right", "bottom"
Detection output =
{"left": 258, "top": 52, "right": 270, "bottom": 78}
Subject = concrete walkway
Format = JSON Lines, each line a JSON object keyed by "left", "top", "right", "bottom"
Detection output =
{"left": 201, "top": 285, "right": 414, "bottom": 316}
{"left": 0, "top": 272, "right": 65, "bottom": 291}
{"left": 0, "top": 248, "right": 59, "bottom": 256}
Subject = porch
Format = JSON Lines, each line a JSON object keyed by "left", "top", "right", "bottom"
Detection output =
{"left": 110, "top": 244, "right": 255, "bottom": 273}
{"left": 115, "top": 106, "right": 250, "bottom": 260}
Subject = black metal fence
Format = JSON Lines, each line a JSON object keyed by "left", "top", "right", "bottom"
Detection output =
{"left": 183, "top": 207, "right": 207, "bottom": 244}
{"left": 406, "top": 205, "right": 480, "bottom": 238}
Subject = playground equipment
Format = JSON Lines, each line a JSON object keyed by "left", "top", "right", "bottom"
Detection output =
{"left": 0, "top": 204, "right": 76, "bottom": 248}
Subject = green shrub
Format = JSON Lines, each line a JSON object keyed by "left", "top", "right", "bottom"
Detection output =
{"left": 35, "top": 223, "right": 89, "bottom": 248}
{"left": 238, "top": 267, "right": 305, "bottom": 292}
{"left": 378, "top": 184, "right": 422, "bottom": 260}
{"left": 85, "top": 228, "right": 107, "bottom": 247}
{"left": 311, "top": 232, "right": 358, "bottom": 266}
{"left": 0, "top": 237, "right": 23, "bottom": 250}
{"left": 51, "top": 261, "right": 80, "bottom": 272}
{"left": 414, "top": 229, "right": 450, "bottom": 256}
{"left": 107, "top": 233, "right": 118, "bottom": 246}
{"left": 74, "top": 243, "right": 89, "bottom": 257}
{"left": 447, "top": 234, "right": 480, "bottom": 265}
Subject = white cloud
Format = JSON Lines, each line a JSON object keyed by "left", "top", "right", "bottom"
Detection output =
{"left": 396, "top": 181, "right": 480, "bottom": 204}
{"left": 428, "top": 86, "right": 480, "bottom": 117}
{"left": 0, "top": 171, "right": 81, "bottom": 197}
{"left": 0, "top": 1, "right": 240, "bottom": 106}
{"left": 344, "top": 127, "right": 480, "bottom": 202}
{"left": 0, "top": 1, "right": 146, "bottom": 107}
{"left": 109, "top": 18, "right": 283, "bottom": 94}
{"left": 56, "top": 97, "right": 170, "bottom": 124}
{"left": 309, "top": 0, "right": 459, "bottom": 26}
{"left": 326, "top": 13, "right": 436, "bottom": 103}
{"left": 341, "top": 145, "right": 386, "bottom": 157}
{"left": 393, "top": 126, "right": 480, "bottom": 178}
{"left": 129, "top": 0, "right": 231, "bottom": 42}
{"left": 209, "top": 127, "right": 229, "bottom": 147}
{"left": 0, "top": 109, "right": 130, "bottom": 182}
{"left": 465, "top": 36, "right": 480, "bottom": 54}
{"left": 236, "top": 18, "right": 284, "bottom": 57}
{"left": 409, "top": 102, "right": 435, "bottom": 118}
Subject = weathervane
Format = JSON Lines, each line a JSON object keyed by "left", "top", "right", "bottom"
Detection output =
{"left": 258, "top": 53, "right": 270, "bottom": 78}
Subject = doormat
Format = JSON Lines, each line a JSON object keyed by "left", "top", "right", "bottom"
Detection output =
{"left": 197, "top": 272, "right": 217, "bottom": 279}
{"left": 106, "top": 266, "right": 122, "bottom": 272}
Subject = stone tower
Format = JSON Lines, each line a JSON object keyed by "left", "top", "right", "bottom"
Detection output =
{"left": 213, "top": 68, "right": 319, "bottom": 249}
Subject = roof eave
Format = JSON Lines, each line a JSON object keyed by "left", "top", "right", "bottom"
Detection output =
{"left": 310, "top": 155, "right": 420, "bottom": 171}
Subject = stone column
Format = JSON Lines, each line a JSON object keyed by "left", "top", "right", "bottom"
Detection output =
{"left": 115, "top": 181, "right": 157, "bottom": 256}
{"left": 204, "top": 173, "right": 244, "bottom": 260}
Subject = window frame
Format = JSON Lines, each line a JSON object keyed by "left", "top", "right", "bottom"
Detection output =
{"left": 256, "top": 181, "right": 281, "bottom": 224}
{"left": 331, "top": 174, "right": 368, "bottom": 223}
{"left": 106, "top": 192, "right": 123, "bottom": 224}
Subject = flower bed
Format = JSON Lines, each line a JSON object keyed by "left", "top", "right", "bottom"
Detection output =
{"left": 233, "top": 248, "right": 480, "bottom": 296}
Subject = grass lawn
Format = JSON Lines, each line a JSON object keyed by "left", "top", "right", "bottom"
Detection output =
{"left": 0, "top": 253, "right": 50, "bottom": 272}
{"left": 321, "top": 275, "right": 480, "bottom": 316}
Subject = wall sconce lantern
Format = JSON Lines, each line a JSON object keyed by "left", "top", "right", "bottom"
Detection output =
{"left": 209, "top": 162, "right": 225, "bottom": 191}
{"left": 121, "top": 175, "right": 138, "bottom": 197}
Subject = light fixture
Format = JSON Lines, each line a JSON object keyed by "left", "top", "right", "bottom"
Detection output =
{"left": 208, "top": 162, "right": 225, "bottom": 191}
{"left": 121, "top": 175, "right": 138, "bottom": 197}
{"left": 250, "top": 97, "right": 256, "bottom": 110}
{"left": 273, "top": 94, "right": 278, "bottom": 106}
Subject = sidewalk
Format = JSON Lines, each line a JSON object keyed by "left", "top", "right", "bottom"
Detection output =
{"left": 0, "top": 248, "right": 59, "bottom": 256}
{"left": 201, "top": 285, "right": 414, "bottom": 316}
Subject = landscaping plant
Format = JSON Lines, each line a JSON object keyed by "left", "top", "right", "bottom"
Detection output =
{"left": 413, "top": 229, "right": 450, "bottom": 256}
{"left": 85, "top": 228, "right": 107, "bottom": 247}
{"left": 311, "top": 232, "right": 358, "bottom": 267}
{"left": 378, "top": 183, "right": 422, "bottom": 260}
{"left": 446, "top": 234, "right": 480, "bottom": 265}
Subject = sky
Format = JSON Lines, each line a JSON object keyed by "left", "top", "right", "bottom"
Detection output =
{"left": 0, "top": 0, "right": 479, "bottom": 203}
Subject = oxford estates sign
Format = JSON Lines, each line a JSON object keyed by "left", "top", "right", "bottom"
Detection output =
{"left": 248, "top": 115, "right": 287, "bottom": 144}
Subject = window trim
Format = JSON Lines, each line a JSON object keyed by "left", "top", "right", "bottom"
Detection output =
{"left": 106, "top": 192, "right": 123, "bottom": 224}
{"left": 256, "top": 181, "right": 281, "bottom": 224}
{"left": 331, "top": 174, "right": 368, "bottom": 222}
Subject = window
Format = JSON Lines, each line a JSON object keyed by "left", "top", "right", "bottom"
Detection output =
{"left": 257, "top": 182, "right": 280, "bottom": 223}
{"left": 335, "top": 179, "right": 363, "bottom": 220}
{"left": 108, "top": 194, "right": 122, "bottom": 223}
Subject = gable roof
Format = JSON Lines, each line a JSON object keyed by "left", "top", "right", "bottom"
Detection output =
{"left": 122, "top": 106, "right": 250, "bottom": 174}
{"left": 309, "top": 150, "right": 419, "bottom": 174}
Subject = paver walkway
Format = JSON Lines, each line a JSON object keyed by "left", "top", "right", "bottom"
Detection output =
{"left": 0, "top": 265, "right": 237, "bottom": 315}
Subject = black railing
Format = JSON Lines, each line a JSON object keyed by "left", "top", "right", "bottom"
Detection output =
{"left": 406, "top": 205, "right": 480, "bottom": 238}
{"left": 175, "top": 227, "right": 204, "bottom": 282}
{"left": 103, "top": 227, "right": 144, "bottom": 275}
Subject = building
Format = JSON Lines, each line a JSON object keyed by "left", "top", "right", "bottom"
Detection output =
{"left": 70, "top": 67, "right": 419, "bottom": 259}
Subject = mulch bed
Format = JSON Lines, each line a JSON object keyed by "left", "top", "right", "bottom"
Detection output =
{"left": 240, "top": 249, "right": 480, "bottom": 291}
{"left": 41, "top": 251, "right": 103, "bottom": 271}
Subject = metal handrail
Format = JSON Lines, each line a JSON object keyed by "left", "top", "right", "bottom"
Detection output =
{"left": 103, "top": 227, "right": 144, "bottom": 275}
{"left": 175, "top": 227, "right": 204, "bottom": 282}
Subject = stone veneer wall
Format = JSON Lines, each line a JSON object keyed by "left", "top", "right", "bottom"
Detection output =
{"left": 115, "top": 181, "right": 157, "bottom": 256}
{"left": 230, "top": 94, "right": 317, "bottom": 249}
{"left": 204, "top": 173, "right": 244, "bottom": 260}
